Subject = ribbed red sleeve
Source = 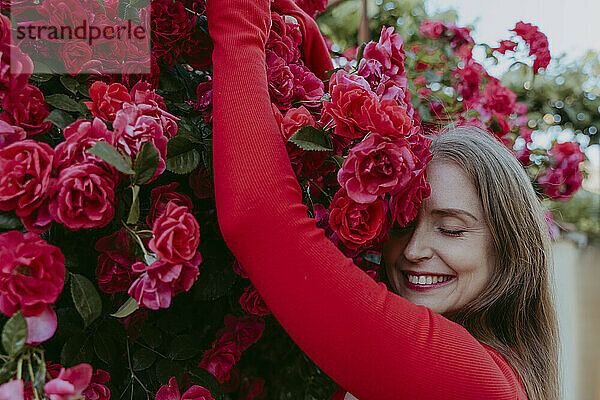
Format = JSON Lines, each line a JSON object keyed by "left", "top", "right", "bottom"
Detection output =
{"left": 207, "top": 0, "right": 527, "bottom": 398}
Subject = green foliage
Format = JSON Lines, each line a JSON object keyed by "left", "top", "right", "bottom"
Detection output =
{"left": 2, "top": 312, "right": 27, "bottom": 356}
{"left": 70, "top": 273, "right": 103, "bottom": 328}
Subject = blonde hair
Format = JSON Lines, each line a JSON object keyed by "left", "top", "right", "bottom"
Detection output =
{"left": 386, "top": 125, "right": 560, "bottom": 400}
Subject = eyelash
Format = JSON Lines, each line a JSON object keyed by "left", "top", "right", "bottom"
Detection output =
{"left": 438, "top": 228, "right": 466, "bottom": 237}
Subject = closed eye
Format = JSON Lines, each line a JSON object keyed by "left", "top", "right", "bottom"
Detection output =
{"left": 438, "top": 228, "right": 466, "bottom": 237}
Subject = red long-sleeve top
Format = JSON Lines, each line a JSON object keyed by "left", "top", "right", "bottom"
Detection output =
{"left": 207, "top": 0, "right": 528, "bottom": 398}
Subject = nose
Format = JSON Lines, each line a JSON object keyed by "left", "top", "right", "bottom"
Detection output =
{"left": 402, "top": 222, "right": 434, "bottom": 263}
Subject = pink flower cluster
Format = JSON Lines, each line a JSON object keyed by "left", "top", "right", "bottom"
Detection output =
{"left": 538, "top": 141, "right": 585, "bottom": 200}
{"left": 0, "top": 231, "right": 65, "bottom": 344}
{"left": 266, "top": 12, "right": 324, "bottom": 112}
{"left": 155, "top": 377, "right": 214, "bottom": 400}
{"left": 419, "top": 20, "right": 474, "bottom": 49}
{"left": 198, "top": 315, "right": 265, "bottom": 383}
{"left": 511, "top": 21, "right": 551, "bottom": 73}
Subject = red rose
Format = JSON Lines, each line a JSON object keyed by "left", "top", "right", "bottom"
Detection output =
{"left": 49, "top": 163, "right": 116, "bottom": 230}
{"left": 483, "top": 80, "right": 516, "bottom": 116}
{"left": 95, "top": 229, "right": 137, "bottom": 294}
{"left": 198, "top": 340, "right": 240, "bottom": 383}
{"left": 231, "top": 315, "right": 265, "bottom": 352}
{"left": 328, "top": 188, "right": 386, "bottom": 250}
{"left": 61, "top": 41, "right": 93, "bottom": 75}
{"left": 38, "top": 0, "right": 88, "bottom": 29}
{"left": 82, "top": 369, "right": 110, "bottom": 400}
{"left": 149, "top": 201, "right": 200, "bottom": 263}
{"left": 0, "top": 120, "right": 26, "bottom": 149}
{"left": 0, "top": 43, "right": 34, "bottom": 97}
{"left": 146, "top": 183, "right": 193, "bottom": 227}
{"left": 266, "top": 50, "right": 294, "bottom": 111}
{"left": 267, "top": 12, "right": 302, "bottom": 64}
{"left": 0, "top": 14, "right": 11, "bottom": 44}
{"left": 0, "top": 231, "right": 65, "bottom": 317}
{"left": 453, "top": 59, "right": 484, "bottom": 106}
{"left": 181, "top": 29, "right": 213, "bottom": 71}
{"left": 156, "top": 377, "right": 215, "bottom": 400}
{"left": 289, "top": 63, "right": 324, "bottom": 105}
{"left": 129, "top": 81, "right": 166, "bottom": 108}
{"left": 419, "top": 20, "right": 445, "bottom": 38}
{"left": 338, "top": 133, "right": 417, "bottom": 204}
{"left": 0, "top": 139, "right": 54, "bottom": 219}
{"left": 84, "top": 81, "right": 132, "bottom": 122}
{"left": 239, "top": 376, "right": 267, "bottom": 400}
{"left": 390, "top": 169, "right": 430, "bottom": 227}
{"left": 239, "top": 285, "right": 270, "bottom": 316}
{"left": 54, "top": 118, "right": 118, "bottom": 177}
{"left": 362, "top": 26, "right": 407, "bottom": 88}
{"left": 0, "top": 84, "right": 52, "bottom": 135}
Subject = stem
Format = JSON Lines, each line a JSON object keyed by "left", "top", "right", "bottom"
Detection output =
{"left": 308, "top": 179, "right": 332, "bottom": 202}
{"left": 122, "top": 221, "right": 150, "bottom": 257}
{"left": 16, "top": 358, "right": 23, "bottom": 380}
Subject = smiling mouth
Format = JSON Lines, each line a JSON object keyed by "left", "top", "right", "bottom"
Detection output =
{"left": 402, "top": 271, "right": 456, "bottom": 291}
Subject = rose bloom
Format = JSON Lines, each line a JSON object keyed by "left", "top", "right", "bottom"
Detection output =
{"left": 198, "top": 338, "right": 241, "bottom": 383}
{"left": 239, "top": 285, "right": 271, "bottom": 316}
{"left": 61, "top": 41, "right": 92, "bottom": 75}
{"left": 229, "top": 315, "right": 265, "bottom": 352}
{"left": 0, "top": 379, "right": 24, "bottom": 399}
{"left": 49, "top": 163, "right": 117, "bottom": 230}
{"left": 0, "top": 43, "right": 34, "bottom": 97}
{"left": 156, "top": 377, "right": 215, "bottom": 400}
{"left": 149, "top": 201, "right": 200, "bottom": 264}
{"left": 338, "top": 133, "right": 417, "bottom": 204}
{"left": 419, "top": 20, "right": 445, "bottom": 38}
{"left": 0, "top": 120, "right": 26, "bottom": 149}
{"left": 267, "top": 12, "right": 302, "bottom": 65}
{"left": 0, "top": 84, "right": 53, "bottom": 135}
{"left": 95, "top": 229, "right": 137, "bottom": 294}
{"left": 266, "top": 50, "right": 294, "bottom": 111}
{"left": 147, "top": 0, "right": 195, "bottom": 47}
{"left": 81, "top": 369, "right": 110, "bottom": 400}
{"left": 294, "top": 0, "right": 327, "bottom": 18}
{"left": 289, "top": 63, "right": 324, "bottom": 106}
{"left": 0, "top": 139, "right": 54, "bottom": 219}
{"left": 483, "top": 79, "right": 517, "bottom": 116}
{"left": 362, "top": 26, "right": 407, "bottom": 88}
{"left": 84, "top": 81, "right": 132, "bottom": 122}
{"left": 146, "top": 182, "right": 193, "bottom": 227}
{"left": 0, "top": 231, "right": 65, "bottom": 317}
{"left": 44, "top": 363, "right": 93, "bottom": 400}
{"left": 181, "top": 29, "right": 213, "bottom": 71}
{"left": 390, "top": 169, "right": 430, "bottom": 227}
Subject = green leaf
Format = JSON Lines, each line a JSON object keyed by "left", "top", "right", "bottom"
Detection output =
{"left": 288, "top": 126, "right": 333, "bottom": 151}
{"left": 2, "top": 312, "right": 27, "bottom": 355}
{"left": 127, "top": 185, "right": 140, "bottom": 224}
{"left": 44, "top": 109, "right": 76, "bottom": 130}
{"left": 70, "top": 273, "right": 102, "bottom": 328}
{"left": 134, "top": 142, "right": 160, "bottom": 185}
{"left": 29, "top": 73, "right": 53, "bottom": 82}
{"left": 0, "top": 359, "right": 16, "bottom": 382}
{"left": 166, "top": 136, "right": 201, "bottom": 174}
{"left": 355, "top": 41, "right": 367, "bottom": 64}
{"left": 60, "top": 75, "right": 79, "bottom": 95}
{"left": 111, "top": 297, "right": 139, "bottom": 318}
{"left": 44, "top": 94, "right": 82, "bottom": 113}
{"left": 192, "top": 259, "right": 236, "bottom": 301}
{"left": 141, "top": 326, "right": 162, "bottom": 349}
{"left": 155, "top": 358, "right": 185, "bottom": 385}
{"left": 133, "top": 347, "right": 157, "bottom": 371}
{"left": 0, "top": 211, "right": 22, "bottom": 230}
{"left": 87, "top": 141, "right": 135, "bottom": 175}
{"left": 61, "top": 335, "right": 93, "bottom": 366}
{"left": 93, "top": 332, "right": 117, "bottom": 364}
{"left": 168, "top": 335, "right": 201, "bottom": 360}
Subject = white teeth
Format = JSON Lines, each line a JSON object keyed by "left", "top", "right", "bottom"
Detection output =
{"left": 406, "top": 274, "right": 453, "bottom": 285}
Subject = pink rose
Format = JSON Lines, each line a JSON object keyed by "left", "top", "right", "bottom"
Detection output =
{"left": 0, "top": 43, "right": 34, "bottom": 97}
{"left": 198, "top": 340, "right": 240, "bottom": 383}
{"left": 0, "top": 120, "right": 26, "bottom": 149}
{"left": 453, "top": 60, "right": 484, "bottom": 106}
{"left": 0, "top": 139, "right": 54, "bottom": 220}
{"left": 155, "top": 377, "right": 215, "bottom": 400}
{"left": 44, "top": 363, "right": 93, "bottom": 400}
{"left": 84, "top": 81, "right": 132, "bottom": 122}
{"left": 0, "top": 379, "right": 24, "bottom": 400}
{"left": 483, "top": 80, "right": 516, "bottom": 116}
{"left": 362, "top": 26, "right": 407, "bottom": 88}
{"left": 239, "top": 285, "right": 270, "bottom": 316}
{"left": 0, "top": 231, "right": 65, "bottom": 317}
{"left": 419, "top": 20, "right": 445, "bottom": 38}
{"left": 128, "top": 271, "right": 172, "bottom": 310}
{"left": 49, "top": 163, "right": 116, "bottom": 230}
{"left": 267, "top": 12, "right": 302, "bottom": 65}
{"left": 95, "top": 229, "right": 137, "bottom": 294}
{"left": 54, "top": 118, "right": 118, "bottom": 175}
{"left": 338, "top": 133, "right": 417, "bottom": 203}
{"left": 149, "top": 201, "right": 200, "bottom": 264}
{"left": 289, "top": 63, "right": 324, "bottom": 105}
{"left": 328, "top": 188, "right": 386, "bottom": 250}
{"left": 146, "top": 183, "right": 193, "bottom": 227}
{"left": 266, "top": 50, "right": 294, "bottom": 111}
{"left": 0, "top": 14, "right": 11, "bottom": 45}
{"left": 0, "top": 84, "right": 53, "bottom": 135}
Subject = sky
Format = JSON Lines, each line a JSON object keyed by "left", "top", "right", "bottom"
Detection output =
{"left": 425, "top": 0, "right": 600, "bottom": 61}
{"left": 424, "top": 0, "right": 600, "bottom": 168}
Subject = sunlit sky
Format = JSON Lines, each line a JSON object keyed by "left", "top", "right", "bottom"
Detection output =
{"left": 425, "top": 0, "right": 600, "bottom": 167}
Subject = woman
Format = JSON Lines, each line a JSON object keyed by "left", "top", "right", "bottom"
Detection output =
{"left": 206, "top": 0, "right": 560, "bottom": 398}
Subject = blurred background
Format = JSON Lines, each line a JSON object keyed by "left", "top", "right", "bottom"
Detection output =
{"left": 314, "top": 1, "right": 599, "bottom": 399}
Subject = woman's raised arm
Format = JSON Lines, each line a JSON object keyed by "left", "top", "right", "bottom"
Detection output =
{"left": 207, "top": 0, "right": 525, "bottom": 398}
